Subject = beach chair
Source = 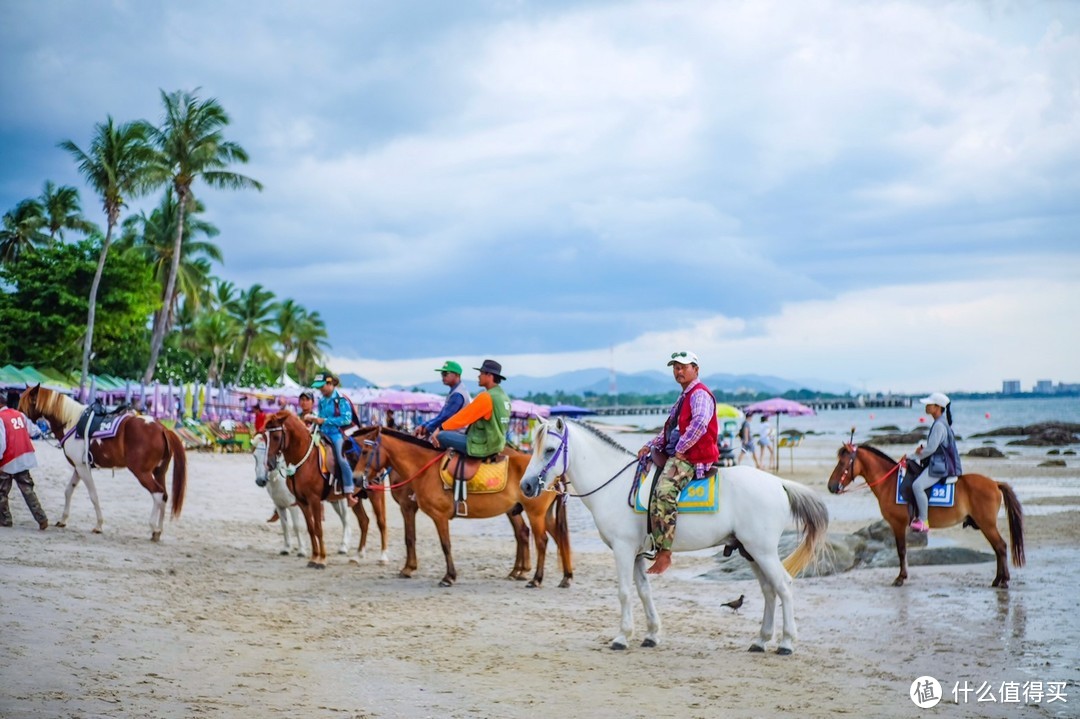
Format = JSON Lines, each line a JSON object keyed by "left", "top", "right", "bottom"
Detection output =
{"left": 777, "top": 433, "right": 803, "bottom": 473}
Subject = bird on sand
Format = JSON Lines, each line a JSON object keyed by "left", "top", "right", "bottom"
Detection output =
{"left": 722, "top": 594, "right": 745, "bottom": 613}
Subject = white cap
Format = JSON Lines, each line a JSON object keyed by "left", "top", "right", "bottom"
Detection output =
{"left": 667, "top": 350, "right": 699, "bottom": 366}
{"left": 918, "top": 392, "right": 950, "bottom": 408}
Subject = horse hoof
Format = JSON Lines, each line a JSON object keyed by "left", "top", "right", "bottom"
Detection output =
{"left": 55, "top": 522, "right": 66, "bottom": 528}
{"left": 996, "top": 580, "right": 1009, "bottom": 589}
{"left": 316, "top": 564, "right": 326, "bottom": 570}
{"left": 892, "top": 578, "right": 905, "bottom": 587}
{"left": 641, "top": 638, "right": 657, "bottom": 648}
{"left": 307, "top": 561, "right": 318, "bottom": 568}
{"left": 92, "top": 528, "right": 103, "bottom": 535}
{"left": 776, "top": 647, "right": 793, "bottom": 656}
{"left": 748, "top": 644, "right": 765, "bottom": 653}
{"left": 338, "top": 549, "right": 347, "bottom": 555}
{"left": 610, "top": 641, "right": 627, "bottom": 651}
{"left": 558, "top": 578, "right": 572, "bottom": 589}
{"left": 438, "top": 579, "right": 453, "bottom": 588}
{"left": 280, "top": 550, "right": 290, "bottom": 556}
{"left": 526, "top": 580, "right": 540, "bottom": 589}
{"left": 150, "top": 532, "right": 161, "bottom": 542}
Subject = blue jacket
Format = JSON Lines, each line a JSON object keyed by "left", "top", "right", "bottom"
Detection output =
{"left": 317, "top": 390, "right": 353, "bottom": 439}
{"left": 422, "top": 382, "right": 471, "bottom": 432}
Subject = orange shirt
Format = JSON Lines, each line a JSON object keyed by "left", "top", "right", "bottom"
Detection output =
{"left": 441, "top": 392, "right": 492, "bottom": 432}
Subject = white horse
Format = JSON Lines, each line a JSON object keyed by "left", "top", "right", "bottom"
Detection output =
{"left": 251, "top": 436, "right": 355, "bottom": 558}
{"left": 521, "top": 418, "right": 829, "bottom": 654}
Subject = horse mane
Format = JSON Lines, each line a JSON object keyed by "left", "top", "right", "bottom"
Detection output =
{"left": 854, "top": 443, "right": 897, "bottom": 465}
{"left": 378, "top": 427, "right": 440, "bottom": 451}
{"left": 566, "top": 419, "right": 633, "bottom": 456}
{"left": 34, "top": 387, "right": 84, "bottom": 430}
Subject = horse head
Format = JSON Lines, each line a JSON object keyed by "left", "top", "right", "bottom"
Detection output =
{"left": 18, "top": 384, "right": 42, "bottom": 420}
{"left": 827, "top": 444, "right": 859, "bottom": 494}
{"left": 521, "top": 417, "right": 566, "bottom": 499}
{"left": 351, "top": 427, "right": 387, "bottom": 485}
{"left": 262, "top": 410, "right": 299, "bottom": 472}
{"left": 252, "top": 434, "right": 272, "bottom": 487}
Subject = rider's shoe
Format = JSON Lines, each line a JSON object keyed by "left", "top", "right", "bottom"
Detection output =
{"left": 910, "top": 519, "right": 930, "bottom": 533}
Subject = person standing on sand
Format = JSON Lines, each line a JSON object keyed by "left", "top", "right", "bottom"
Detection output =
{"left": 0, "top": 390, "right": 48, "bottom": 530}
{"left": 754, "top": 415, "right": 774, "bottom": 470}
{"left": 736, "top": 417, "right": 754, "bottom": 466}
{"left": 636, "top": 351, "right": 719, "bottom": 575}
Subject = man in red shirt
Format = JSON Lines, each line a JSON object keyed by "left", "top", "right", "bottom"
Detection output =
{"left": 0, "top": 390, "right": 48, "bottom": 530}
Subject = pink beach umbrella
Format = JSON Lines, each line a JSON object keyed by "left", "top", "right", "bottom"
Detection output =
{"left": 743, "top": 398, "right": 815, "bottom": 471}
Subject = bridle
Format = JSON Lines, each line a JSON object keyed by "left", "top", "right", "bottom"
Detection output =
{"left": 834, "top": 443, "right": 902, "bottom": 494}
{"left": 264, "top": 421, "right": 319, "bottom": 477}
{"left": 532, "top": 423, "right": 637, "bottom": 499}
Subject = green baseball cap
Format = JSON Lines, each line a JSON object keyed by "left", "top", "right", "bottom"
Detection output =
{"left": 310, "top": 372, "right": 335, "bottom": 388}
{"left": 435, "top": 361, "right": 463, "bottom": 375}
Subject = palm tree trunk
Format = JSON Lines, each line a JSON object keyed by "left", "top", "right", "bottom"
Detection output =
{"left": 279, "top": 344, "right": 292, "bottom": 381}
{"left": 80, "top": 220, "right": 115, "bottom": 397}
{"left": 233, "top": 335, "right": 252, "bottom": 385}
{"left": 143, "top": 187, "right": 188, "bottom": 383}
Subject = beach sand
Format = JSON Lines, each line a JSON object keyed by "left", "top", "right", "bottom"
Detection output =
{"left": 2, "top": 434, "right": 1078, "bottom": 718}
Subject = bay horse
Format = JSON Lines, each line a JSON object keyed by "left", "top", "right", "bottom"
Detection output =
{"left": 262, "top": 411, "right": 389, "bottom": 568}
{"left": 352, "top": 426, "right": 572, "bottom": 588}
{"left": 354, "top": 429, "right": 537, "bottom": 582}
{"left": 827, "top": 443, "right": 1024, "bottom": 588}
{"left": 19, "top": 385, "right": 187, "bottom": 541}
{"left": 521, "top": 418, "right": 830, "bottom": 654}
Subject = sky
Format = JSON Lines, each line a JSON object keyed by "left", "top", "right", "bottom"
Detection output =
{"left": 1, "top": 0, "right": 1078, "bottom": 393}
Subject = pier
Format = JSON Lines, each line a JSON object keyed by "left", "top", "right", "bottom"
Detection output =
{"left": 591, "top": 396, "right": 911, "bottom": 416}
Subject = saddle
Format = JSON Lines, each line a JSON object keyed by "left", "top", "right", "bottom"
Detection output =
{"left": 315, "top": 434, "right": 367, "bottom": 501}
{"left": 439, "top": 451, "right": 509, "bottom": 516}
{"left": 897, "top": 459, "right": 957, "bottom": 518}
{"left": 634, "top": 460, "right": 722, "bottom": 516}
{"left": 62, "top": 402, "right": 133, "bottom": 466}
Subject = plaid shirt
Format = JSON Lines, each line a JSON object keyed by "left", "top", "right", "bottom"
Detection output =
{"left": 647, "top": 379, "right": 715, "bottom": 478}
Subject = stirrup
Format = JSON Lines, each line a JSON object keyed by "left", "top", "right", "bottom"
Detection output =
{"left": 455, "top": 500, "right": 468, "bottom": 517}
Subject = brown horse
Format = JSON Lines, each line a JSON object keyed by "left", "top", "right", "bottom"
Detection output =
{"left": 827, "top": 443, "right": 1024, "bottom": 587}
{"left": 355, "top": 428, "right": 537, "bottom": 581}
{"left": 262, "top": 411, "right": 389, "bottom": 568}
{"left": 19, "top": 385, "right": 187, "bottom": 540}
{"left": 353, "top": 426, "right": 572, "bottom": 588}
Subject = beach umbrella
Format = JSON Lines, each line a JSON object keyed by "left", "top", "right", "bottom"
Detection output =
{"left": 743, "top": 398, "right": 815, "bottom": 471}
{"left": 549, "top": 404, "right": 595, "bottom": 417}
{"left": 715, "top": 403, "right": 741, "bottom": 419}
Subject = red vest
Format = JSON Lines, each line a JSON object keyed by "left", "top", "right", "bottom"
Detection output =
{"left": 0, "top": 407, "right": 35, "bottom": 467}
{"left": 678, "top": 384, "right": 719, "bottom": 465}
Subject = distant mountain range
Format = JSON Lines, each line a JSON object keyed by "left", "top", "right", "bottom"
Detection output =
{"left": 334, "top": 367, "right": 854, "bottom": 396}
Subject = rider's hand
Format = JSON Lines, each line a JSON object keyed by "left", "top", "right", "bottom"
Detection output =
{"left": 637, "top": 445, "right": 651, "bottom": 460}
{"left": 430, "top": 429, "right": 441, "bottom": 448}
{"left": 674, "top": 452, "right": 687, "bottom": 463}
{"left": 414, "top": 426, "right": 428, "bottom": 438}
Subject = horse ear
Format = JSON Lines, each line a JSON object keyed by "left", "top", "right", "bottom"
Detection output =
{"left": 555, "top": 417, "right": 565, "bottom": 432}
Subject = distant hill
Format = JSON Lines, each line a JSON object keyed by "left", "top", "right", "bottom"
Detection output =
{"left": 394, "top": 368, "right": 854, "bottom": 396}
{"left": 337, "top": 372, "right": 378, "bottom": 389}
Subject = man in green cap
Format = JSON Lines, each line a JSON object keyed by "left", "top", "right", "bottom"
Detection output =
{"left": 415, "top": 361, "right": 471, "bottom": 439}
{"left": 307, "top": 372, "right": 357, "bottom": 505}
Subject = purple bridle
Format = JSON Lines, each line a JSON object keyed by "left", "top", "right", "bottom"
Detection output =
{"left": 534, "top": 425, "right": 569, "bottom": 493}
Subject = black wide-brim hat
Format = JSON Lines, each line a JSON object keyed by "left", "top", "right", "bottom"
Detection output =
{"left": 473, "top": 359, "right": 506, "bottom": 381}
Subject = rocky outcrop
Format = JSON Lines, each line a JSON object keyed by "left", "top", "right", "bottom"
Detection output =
{"left": 967, "top": 446, "right": 1005, "bottom": 458}
{"left": 1038, "top": 459, "right": 1067, "bottom": 468}
{"left": 866, "top": 429, "right": 927, "bottom": 445}
{"left": 700, "top": 520, "right": 990, "bottom": 580}
{"left": 972, "top": 422, "right": 1080, "bottom": 445}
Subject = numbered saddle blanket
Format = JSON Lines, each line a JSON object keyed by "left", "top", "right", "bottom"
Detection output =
{"left": 632, "top": 465, "right": 721, "bottom": 514}
{"left": 895, "top": 477, "right": 955, "bottom": 507}
{"left": 439, "top": 456, "right": 509, "bottom": 494}
{"left": 60, "top": 412, "right": 128, "bottom": 447}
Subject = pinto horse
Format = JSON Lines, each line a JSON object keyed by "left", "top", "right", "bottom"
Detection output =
{"left": 352, "top": 426, "right": 572, "bottom": 588}
{"left": 354, "top": 429, "right": 537, "bottom": 582}
{"left": 19, "top": 385, "right": 187, "bottom": 540}
{"left": 827, "top": 443, "right": 1025, "bottom": 588}
{"left": 263, "top": 411, "right": 389, "bottom": 568}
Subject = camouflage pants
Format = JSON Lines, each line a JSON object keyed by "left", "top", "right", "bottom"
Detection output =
{"left": 650, "top": 459, "right": 694, "bottom": 553}
{"left": 0, "top": 470, "right": 47, "bottom": 526}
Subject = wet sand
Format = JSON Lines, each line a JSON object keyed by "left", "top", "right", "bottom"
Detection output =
{"left": 2, "top": 435, "right": 1078, "bottom": 718}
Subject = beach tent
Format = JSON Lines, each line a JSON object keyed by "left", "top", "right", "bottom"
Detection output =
{"left": 510, "top": 399, "right": 550, "bottom": 419}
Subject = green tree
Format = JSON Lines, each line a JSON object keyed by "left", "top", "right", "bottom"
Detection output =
{"left": 142, "top": 89, "right": 262, "bottom": 383}
{"left": 0, "top": 199, "right": 48, "bottom": 264}
{"left": 274, "top": 298, "right": 303, "bottom": 381}
{"left": 0, "top": 237, "right": 157, "bottom": 375}
{"left": 292, "top": 309, "right": 329, "bottom": 384}
{"left": 230, "top": 283, "right": 277, "bottom": 385}
{"left": 195, "top": 312, "right": 239, "bottom": 384}
{"left": 39, "top": 181, "right": 94, "bottom": 240}
{"left": 59, "top": 116, "right": 158, "bottom": 393}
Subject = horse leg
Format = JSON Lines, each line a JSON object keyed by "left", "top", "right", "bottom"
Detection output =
{"left": 432, "top": 513, "right": 457, "bottom": 587}
{"left": 277, "top": 503, "right": 293, "bottom": 555}
{"left": 314, "top": 499, "right": 327, "bottom": 568}
{"left": 150, "top": 461, "right": 170, "bottom": 541}
{"left": 889, "top": 518, "right": 909, "bottom": 586}
{"left": 288, "top": 505, "right": 308, "bottom": 556}
{"left": 508, "top": 512, "right": 531, "bottom": 581}
{"left": 330, "top": 499, "right": 351, "bottom": 555}
{"left": 610, "top": 542, "right": 638, "bottom": 650}
{"left": 977, "top": 515, "right": 1010, "bottom": 588}
{"left": 351, "top": 501, "right": 370, "bottom": 561}
{"left": 752, "top": 550, "right": 797, "bottom": 655}
{"left": 747, "top": 561, "right": 777, "bottom": 652}
{"left": 148, "top": 491, "right": 165, "bottom": 541}
{"left": 299, "top": 501, "right": 320, "bottom": 568}
{"left": 55, "top": 469, "right": 80, "bottom": 528}
{"left": 633, "top": 554, "right": 661, "bottom": 647}
{"left": 549, "top": 500, "right": 574, "bottom": 589}
{"left": 525, "top": 507, "right": 549, "bottom": 588}
{"left": 398, "top": 495, "right": 420, "bottom": 578}
{"left": 79, "top": 466, "right": 105, "bottom": 534}
{"left": 372, "top": 490, "right": 389, "bottom": 565}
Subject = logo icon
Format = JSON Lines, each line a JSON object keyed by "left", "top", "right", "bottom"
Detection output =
{"left": 910, "top": 676, "right": 942, "bottom": 708}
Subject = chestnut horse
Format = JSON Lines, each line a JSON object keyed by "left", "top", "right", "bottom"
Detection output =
{"left": 827, "top": 443, "right": 1024, "bottom": 588}
{"left": 353, "top": 426, "right": 572, "bottom": 588}
{"left": 19, "top": 385, "right": 187, "bottom": 540}
{"left": 354, "top": 429, "right": 537, "bottom": 581}
{"left": 262, "top": 411, "right": 389, "bottom": 568}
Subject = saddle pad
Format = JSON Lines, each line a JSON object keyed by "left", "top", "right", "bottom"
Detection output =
{"left": 439, "top": 456, "right": 509, "bottom": 494}
{"left": 633, "top": 467, "right": 720, "bottom": 514}
{"left": 90, "top": 415, "right": 126, "bottom": 441}
{"left": 895, "top": 478, "right": 955, "bottom": 507}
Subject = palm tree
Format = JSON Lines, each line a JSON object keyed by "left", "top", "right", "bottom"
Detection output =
{"left": 0, "top": 199, "right": 48, "bottom": 264}
{"left": 59, "top": 116, "right": 157, "bottom": 394}
{"left": 292, "top": 309, "right": 330, "bottom": 385}
{"left": 275, "top": 298, "right": 303, "bottom": 381}
{"left": 230, "top": 284, "right": 278, "bottom": 384}
{"left": 195, "top": 312, "right": 240, "bottom": 385}
{"left": 142, "top": 89, "right": 263, "bottom": 383}
{"left": 120, "top": 192, "right": 221, "bottom": 339}
{"left": 39, "top": 181, "right": 94, "bottom": 240}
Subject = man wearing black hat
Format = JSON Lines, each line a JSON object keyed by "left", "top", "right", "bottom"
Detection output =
{"left": 431, "top": 359, "right": 511, "bottom": 458}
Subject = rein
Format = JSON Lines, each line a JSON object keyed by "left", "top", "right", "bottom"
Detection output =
{"left": 836, "top": 444, "right": 903, "bottom": 494}
{"left": 536, "top": 425, "right": 638, "bottom": 499}
{"left": 358, "top": 435, "right": 447, "bottom": 492}
{"left": 266, "top": 424, "right": 319, "bottom": 477}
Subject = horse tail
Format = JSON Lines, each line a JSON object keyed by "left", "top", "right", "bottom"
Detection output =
{"left": 779, "top": 479, "right": 830, "bottom": 577}
{"left": 998, "top": 482, "right": 1025, "bottom": 568}
{"left": 164, "top": 428, "right": 188, "bottom": 518}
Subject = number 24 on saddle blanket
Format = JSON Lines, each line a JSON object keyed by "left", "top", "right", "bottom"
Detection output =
{"left": 439, "top": 453, "right": 509, "bottom": 493}
{"left": 632, "top": 463, "right": 721, "bottom": 514}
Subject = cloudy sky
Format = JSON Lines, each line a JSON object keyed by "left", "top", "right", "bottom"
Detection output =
{"left": 2, "top": 0, "right": 1077, "bottom": 392}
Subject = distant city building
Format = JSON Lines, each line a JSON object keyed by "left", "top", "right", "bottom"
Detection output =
{"left": 1034, "top": 379, "right": 1054, "bottom": 394}
{"left": 1002, "top": 380, "right": 1021, "bottom": 394}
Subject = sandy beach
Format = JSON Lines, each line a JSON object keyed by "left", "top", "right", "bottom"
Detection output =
{"left": 2, "top": 431, "right": 1078, "bottom": 719}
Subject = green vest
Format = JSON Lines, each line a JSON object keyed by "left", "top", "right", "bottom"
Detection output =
{"left": 466, "top": 385, "right": 511, "bottom": 457}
